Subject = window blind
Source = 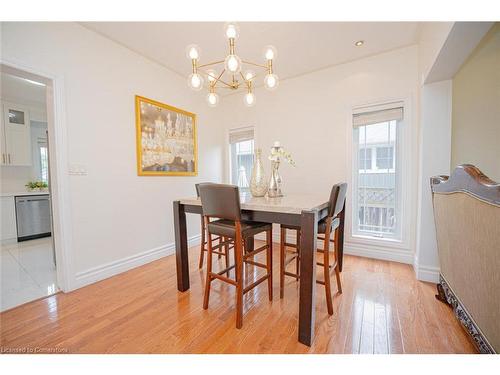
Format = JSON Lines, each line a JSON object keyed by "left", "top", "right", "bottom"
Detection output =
{"left": 353, "top": 102, "right": 404, "bottom": 127}
{"left": 229, "top": 127, "right": 254, "bottom": 144}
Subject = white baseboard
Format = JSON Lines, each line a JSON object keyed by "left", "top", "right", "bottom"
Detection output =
{"left": 343, "top": 243, "right": 413, "bottom": 264}
{"left": 414, "top": 264, "right": 440, "bottom": 283}
{"left": 74, "top": 234, "right": 201, "bottom": 289}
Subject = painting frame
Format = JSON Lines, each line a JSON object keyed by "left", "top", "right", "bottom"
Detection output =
{"left": 135, "top": 95, "right": 197, "bottom": 176}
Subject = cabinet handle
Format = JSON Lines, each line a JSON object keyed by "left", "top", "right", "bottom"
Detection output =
{"left": 8, "top": 154, "right": 11, "bottom": 164}
{"left": 2, "top": 154, "right": 4, "bottom": 164}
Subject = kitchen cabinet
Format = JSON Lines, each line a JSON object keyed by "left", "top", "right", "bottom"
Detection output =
{"left": 0, "top": 196, "right": 17, "bottom": 242}
{"left": 1, "top": 102, "right": 32, "bottom": 166}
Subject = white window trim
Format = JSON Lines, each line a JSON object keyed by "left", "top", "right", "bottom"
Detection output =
{"left": 345, "top": 96, "right": 416, "bottom": 255}
{"left": 227, "top": 126, "right": 256, "bottom": 186}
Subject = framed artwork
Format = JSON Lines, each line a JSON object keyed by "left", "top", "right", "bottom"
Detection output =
{"left": 135, "top": 95, "right": 197, "bottom": 176}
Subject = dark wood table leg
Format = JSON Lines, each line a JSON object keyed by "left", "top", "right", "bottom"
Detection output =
{"left": 244, "top": 237, "right": 255, "bottom": 253}
{"left": 298, "top": 209, "right": 318, "bottom": 346}
{"left": 174, "top": 200, "right": 189, "bottom": 291}
{"left": 338, "top": 202, "right": 345, "bottom": 272}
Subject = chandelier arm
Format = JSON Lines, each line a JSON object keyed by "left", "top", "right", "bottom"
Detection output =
{"left": 239, "top": 72, "right": 251, "bottom": 89}
{"left": 199, "top": 68, "right": 234, "bottom": 88}
{"left": 197, "top": 60, "right": 225, "bottom": 69}
{"left": 241, "top": 60, "right": 268, "bottom": 69}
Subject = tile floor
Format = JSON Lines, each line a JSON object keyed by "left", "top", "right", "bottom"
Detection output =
{"left": 1, "top": 237, "right": 58, "bottom": 312}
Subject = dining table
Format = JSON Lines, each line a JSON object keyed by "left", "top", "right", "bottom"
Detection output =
{"left": 173, "top": 192, "right": 345, "bottom": 347}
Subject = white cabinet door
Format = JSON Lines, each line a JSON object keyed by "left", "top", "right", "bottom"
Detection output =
{"left": 0, "top": 196, "right": 17, "bottom": 241}
{"left": 2, "top": 103, "right": 32, "bottom": 166}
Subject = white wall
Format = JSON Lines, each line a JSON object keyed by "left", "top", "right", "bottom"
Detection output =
{"left": 451, "top": 23, "right": 500, "bottom": 181}
{"left": 418, "top": 22, "right": 454, "bottom": 83}
{"left": 219, "top": 45, "right": 419, "bottom": 263}
{"left": 415, "top": 80, "right": 452, "bottom": 282}
{"left": 1, "top": 22, "right": 224, "bottom": 289}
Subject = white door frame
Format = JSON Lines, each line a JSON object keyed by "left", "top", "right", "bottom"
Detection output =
{"left": 1, "top": 58, "right": 75, "bottom": 292}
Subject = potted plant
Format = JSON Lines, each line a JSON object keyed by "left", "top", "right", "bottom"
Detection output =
{"left": 25, "top": 181, "right": 49, "bottom": 192}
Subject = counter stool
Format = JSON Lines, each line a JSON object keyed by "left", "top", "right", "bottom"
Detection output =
{"left": 198, "top": 183, "right": 273, "bottom": 329}
{"left": 196, "top": 183, "right": 230, "bottom": 270}
{"left": 279, "top": 182, "right": 347, "bottom": 315}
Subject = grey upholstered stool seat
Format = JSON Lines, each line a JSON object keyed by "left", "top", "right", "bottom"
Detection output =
{"left": 208, "top": 219, "right": 271, "bottom": 239}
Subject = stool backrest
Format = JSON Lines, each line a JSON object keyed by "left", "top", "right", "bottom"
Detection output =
{"left": 195, "top": 182, "right": 215, "bottom": 197}
{"left": 328, "top": 182, "right": 348, "bottom": 218}
{"left": 198, "top": 183, "right": 241, "bottom": 221}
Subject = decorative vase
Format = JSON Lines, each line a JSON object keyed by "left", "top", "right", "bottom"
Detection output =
{"left": 250, "top": 149, "right": 268, "bottom": 197}
{"left": 268, "top": 160, "right": 284, "bottom": 198}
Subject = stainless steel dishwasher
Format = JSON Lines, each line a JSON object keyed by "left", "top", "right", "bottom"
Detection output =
{"left": 15, "top": 194, "right": 52, "bottom": 241}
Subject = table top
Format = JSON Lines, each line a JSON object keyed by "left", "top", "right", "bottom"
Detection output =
{"left": 179, "top": 193, "right": 329, "bottom": 214}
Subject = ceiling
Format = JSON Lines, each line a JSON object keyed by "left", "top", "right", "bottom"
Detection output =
{"left": 82, "top": 22, "right": 420, "bottom": 82}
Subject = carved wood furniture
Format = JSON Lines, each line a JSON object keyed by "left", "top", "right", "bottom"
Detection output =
{"left": 173, "top": 192, "right": 345, "bottom": 346}
{"left": 279, "top": 183, "right": 347, "bottom": 316}
{"left": 197, "top": 183, "right": 273, "bottom": 329}
{"left": 431, "top": 164, "right": 500, "bottom": 353}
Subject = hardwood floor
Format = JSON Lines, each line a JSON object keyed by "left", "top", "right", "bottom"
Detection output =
{"left": 0, "top": 242, "right": 477, "bottom": 354}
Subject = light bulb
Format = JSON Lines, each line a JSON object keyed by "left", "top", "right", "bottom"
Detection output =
{"left": 263, "top": 45, "right": 277, "bottom": 60}
{"left": 188, "top": 73, "right": 204, "bottom": 91}
{"left": 224, "top": 22, "right": 239, "bottom": 39}
{"left": 186, "top": 44, "right": 200, "bottom": 60}
{"left": 206, "top": 69, "right": 218, "bottom": 83}
{"left": 224, "top": 54, "right": 242, "bottom": 73}
{"left": 207, "top": 92, "right": 219, "bottom": 107}
{"left": 264, "top": 73, "right": 279, "bottom": 90}
{"left": 244, "top": 92, "right": 256, "bottom": 107}
{"left": 244, "top": 70, "right": 255, "bottom": 81}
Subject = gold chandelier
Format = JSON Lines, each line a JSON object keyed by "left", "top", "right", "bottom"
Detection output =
{"left": 186, "top": 22, "right": 278, "bottom": 107}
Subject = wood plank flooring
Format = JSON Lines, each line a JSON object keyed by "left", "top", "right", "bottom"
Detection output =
{"left": 0, "top": 242, "right": 477, "bottom": 353}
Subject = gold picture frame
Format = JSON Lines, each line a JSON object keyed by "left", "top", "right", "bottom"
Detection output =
{"left": 135, "top": 95, "right": 197, "bottom": 176}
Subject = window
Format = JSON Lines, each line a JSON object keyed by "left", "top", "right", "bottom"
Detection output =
{"left": 229, "top": 127, "right": 254, "bottom": 191}
{"left": 359, "top": 147, "right": 372, "bottom": 170}
{"left": 376, "top": 146, "right": 394, "bottom": 170}
{"left": 352, "top": 104, "right": 403, "bottom": 239}
{"left": 39, "top": 142, "right": 49, "bottom": 183}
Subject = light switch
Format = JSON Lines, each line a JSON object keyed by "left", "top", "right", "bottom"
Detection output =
{"left": 68, "top": 164, "right": 88, "bottom": 176}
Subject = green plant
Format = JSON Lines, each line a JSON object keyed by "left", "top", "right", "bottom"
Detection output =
{"left": 25, "top": 181, "right": 48, "bottom": 190}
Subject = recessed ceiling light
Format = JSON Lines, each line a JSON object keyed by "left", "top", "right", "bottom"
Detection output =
{"left": 355, "top": 40, "right": 364, "bottom": 47}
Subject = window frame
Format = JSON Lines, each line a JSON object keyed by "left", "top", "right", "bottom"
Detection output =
{"left": 38, "top": 141, "right": 49, "bottom": 183}
{"left": 352, "top": 120, "right": 401, "bottom": 240}
{"left": 346, "top": 98, "right": 415, "bottom": 254}
{"left": 227, "top": 126, "right": 255, "bottom": 192}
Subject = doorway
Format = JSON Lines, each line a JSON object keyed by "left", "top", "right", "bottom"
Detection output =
{"left": 0, "top": 65, "right": 59, "bottom": 311}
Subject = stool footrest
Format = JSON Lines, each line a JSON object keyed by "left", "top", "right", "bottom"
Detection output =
{"left": 210, "top": 272, "right": 237, "bottom": 286}
{"left": 284, "top": 242, "right": 299, "bottom": 248}
{"left": 243, "top": 275, "right": 269, "bottom": 294}
{"left": 211, "top": 239, "right": 234, "bottom": 251}
{"left": 217, "top": 264, "right": 236, "bottom": 275}
{"left": 284, "top": 271, "right": 299, "bottom": 279}
{"left": 244, "top": 243, "right": 269, "bottom": 259}
{"left": 244, "top": 259, "right": 267, "bottom": 269}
